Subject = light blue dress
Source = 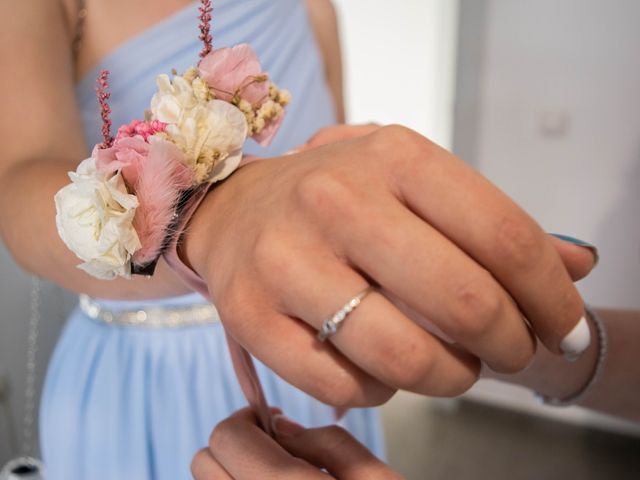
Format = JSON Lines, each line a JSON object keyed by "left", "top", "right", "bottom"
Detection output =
{"left": 39, "top": 1, "right": 384, "bottom": 479}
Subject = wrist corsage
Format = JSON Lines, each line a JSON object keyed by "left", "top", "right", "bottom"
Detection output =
{"left": 55, "top": 1, "right": 290, "bottom": 280}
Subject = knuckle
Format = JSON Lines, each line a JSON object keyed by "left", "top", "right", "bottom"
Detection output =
{"left": 317, "top": 425, "right": 355, "bottom": 455}
{"left": 310, "top": 368, "right": 394, "bottom": 408}
{"left": 312, "top": 370, "right": 363, "bottom": 408}
{"left": 209, "top": 418, "right": 234, "bottom": 453}
{"left": 307, "top": 126, "right": 333, "bottom": 145}
{"left": 374, "top": 124, "right": 420, "bottom": 146}
{"left": 364, "top": 384, "right": 397, "bottom": 407}
{"left": 450, "top": 367, "right": 482, "bottom": 396}
{"left": 295, "top": 168, "right": 358, "bottom": 221}
{"left": 491, "top": 339, "right": 535, "bottom": 374}
{"left": 494, "top": 214, "right": 544, "bottom": 273}
{"left": 448, "top": 278, "right": 504, "bottom": 339}
{"left": 365, "top": 125, "right": 439, "bottom": 182}
{"left": 502, "top": 342, "right": 535, "bottom": 373}
{"left": 251, "top": 228, "right": 293, "bottom": 281}
{"left": 190, "top": 448, "right": 211, "bottom": 478}
{"left": 380, "top": 337, "right": 435, "bottom": 390}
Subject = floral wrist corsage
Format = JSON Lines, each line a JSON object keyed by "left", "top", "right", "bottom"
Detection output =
{"left": 55, "top": 1, "right": 290, "bottom": 280}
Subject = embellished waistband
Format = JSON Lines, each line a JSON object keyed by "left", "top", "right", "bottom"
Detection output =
{"left": 78, "top": 294, "right": 220, "bottom": 328}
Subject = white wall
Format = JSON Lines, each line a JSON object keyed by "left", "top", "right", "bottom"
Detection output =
{"left": 472, "top": 0, "right": 640, "bottom": 309}
{"left": 456, "top": 0, "right": 640, "bottom": 431}
{"left": 333, "top": 0, "right": 459, "bottom": 149}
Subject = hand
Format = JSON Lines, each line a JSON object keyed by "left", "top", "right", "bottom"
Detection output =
{"left": 300, "top": 123, "right": 598, "bottom": 282}
{"left": 185, "top": 124, "right": 593, "bottom": 407}
{"left": 191, "top": 407, "right": 400, "bottom": 479}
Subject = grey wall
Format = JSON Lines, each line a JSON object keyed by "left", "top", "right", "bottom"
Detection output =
{"left": 0, "top": 245, "right": 73, "bottom": 464}
{"left": 454, "top": 0, "right": 640, "bottom": 309}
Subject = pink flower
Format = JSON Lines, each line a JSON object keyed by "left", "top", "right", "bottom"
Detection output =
{"left": 95, "top": 136, "right": 150, "bottom": 187}
{"left": 198, "top": 44, "right": 269, "bottom": 105}
{"left": 94, "top": 134, "right": 195, "bottom": 266}
{"left": 130, "top": 140, "right": 195, "bottom": 266}
{"left": 115, "top": 119, "right": 167, "bottom": 142}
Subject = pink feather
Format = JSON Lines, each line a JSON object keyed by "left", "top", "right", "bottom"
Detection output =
{"left": 131, "top": 140, "right": 195, "bottom": 266}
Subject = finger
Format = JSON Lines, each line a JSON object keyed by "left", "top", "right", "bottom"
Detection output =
{"left": 548, "top": 234, "right": 598, "bottom": 281}
{"left": 219, "top": 278, "right": 395, "bottom": 408}
{"left": 210, "top": 408, "right": 327, "bottom": 480}
{"left": 274, "top": 417, "right": 400, "bottom": 480}
{"left": 332, "top": 196, "right": 535, "bottom": 373}
{"left": 191, "top": 448, "right": 233, "bottom": 480}
{"left": 382, "top": 126, "right": 589, "bottom": 356}
{"left": 305, "top": 124, "right": 381, "bottom": 148}
{"left": 261, "top": 242, "right": 481, "bottom": 395}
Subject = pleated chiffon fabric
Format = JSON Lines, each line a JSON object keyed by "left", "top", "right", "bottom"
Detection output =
{"left": 40, "top": 1, "right": 384, "bottom": 478}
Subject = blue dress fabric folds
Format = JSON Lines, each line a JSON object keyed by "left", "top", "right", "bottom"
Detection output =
{"left": 39, "top": 1, "right": 384, "bottom": 479}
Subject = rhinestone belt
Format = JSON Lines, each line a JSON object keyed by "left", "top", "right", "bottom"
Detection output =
{"left": 78, "top": 294, "right": 220, "bottom": 328}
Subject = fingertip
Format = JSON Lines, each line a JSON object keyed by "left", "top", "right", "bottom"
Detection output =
{"left": 548, "top": 233, "right": 599, "bottom": 280}
{"left": 560, "top": 315, "right": 591, "bottom": 361}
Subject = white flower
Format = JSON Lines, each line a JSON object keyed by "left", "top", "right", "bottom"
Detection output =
{"left": 166, "top": 99, "right": 248, "bottom": 183}
{"left": 149, "top": 71, "right": 248, "bottom": 183}
{"left": 150, "top": 73, "right": 199, "bottom": 124}
{"left": 54, "top": 157, "right": 141, "bottom": 280}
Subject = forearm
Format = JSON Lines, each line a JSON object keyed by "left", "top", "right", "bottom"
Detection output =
{"left": 488, "top": 308, "right": 640, "bottom": 422}
{"left": 0, "top": 157, "right": 191, "bottom": 300}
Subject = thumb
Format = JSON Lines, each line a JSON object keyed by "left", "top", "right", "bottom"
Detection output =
{"left": 305, "top": 123, "right": 381, "bottom": 148}
{"left": 285, "top": 124, "right": 382, "bottom": 155}
{"left": 273, "top": 415, "right": 400, "bottom": 480}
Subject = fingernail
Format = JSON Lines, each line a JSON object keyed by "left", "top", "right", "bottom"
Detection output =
{"left": 560, "top": 316, "right": 591, "bottom": 361}
{"left": 548, "top": 233, "right": 599, "bottom": 265}
{"left": 284, "top": 147, "right": 301, "bottom": 156}
{"left": 272, "top": 414, "right": 305, "bottom": 437}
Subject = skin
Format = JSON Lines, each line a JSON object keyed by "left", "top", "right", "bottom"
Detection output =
{"left": 1, "top": 0, "right": 592, "bottom": 409}
{"left": 191, "top": 407, "right": 401, "bottom": 480}
{"left": 490, "top": 307, "right": 640, "bottom": 422}
{"left": 305, "top": 0, "right": 346, "bottom": 123}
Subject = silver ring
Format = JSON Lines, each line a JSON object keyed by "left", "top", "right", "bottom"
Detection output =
{"left": 317, "top": 286, "right": 375, "bottom": 342}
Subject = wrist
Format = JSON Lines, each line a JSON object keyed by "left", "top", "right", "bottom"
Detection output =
{"left": 177, "top": 158, "right": 267, "bottom": 281}
{"left": 178, "top": 186, "right": 217, "bottom": 281}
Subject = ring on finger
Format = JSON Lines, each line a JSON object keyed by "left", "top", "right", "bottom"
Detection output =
{"left": 317, "top": 285, "right": 375, "bottom": 342}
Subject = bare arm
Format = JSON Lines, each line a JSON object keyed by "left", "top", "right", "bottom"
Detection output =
{"left": 488, "top": 308, "right": 640, "bottom": 422}
{"left": 0, "top": 1, "right": 190, "bottom": 300}
{"left": 306, "top": 0, "right": 345, "bottom": 123}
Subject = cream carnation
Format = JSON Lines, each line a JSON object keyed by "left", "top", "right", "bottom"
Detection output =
{"left": 165, "top": 99, "right": 247, "bottom": 183}
{"left": 54, "top": 157, "right": 141, "bottom": 280}
{"left": 150, "top": 73, "right": 199, "bottom": 124}
{"left": 150, "top": 70, "right": 248, "bottom": 183}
